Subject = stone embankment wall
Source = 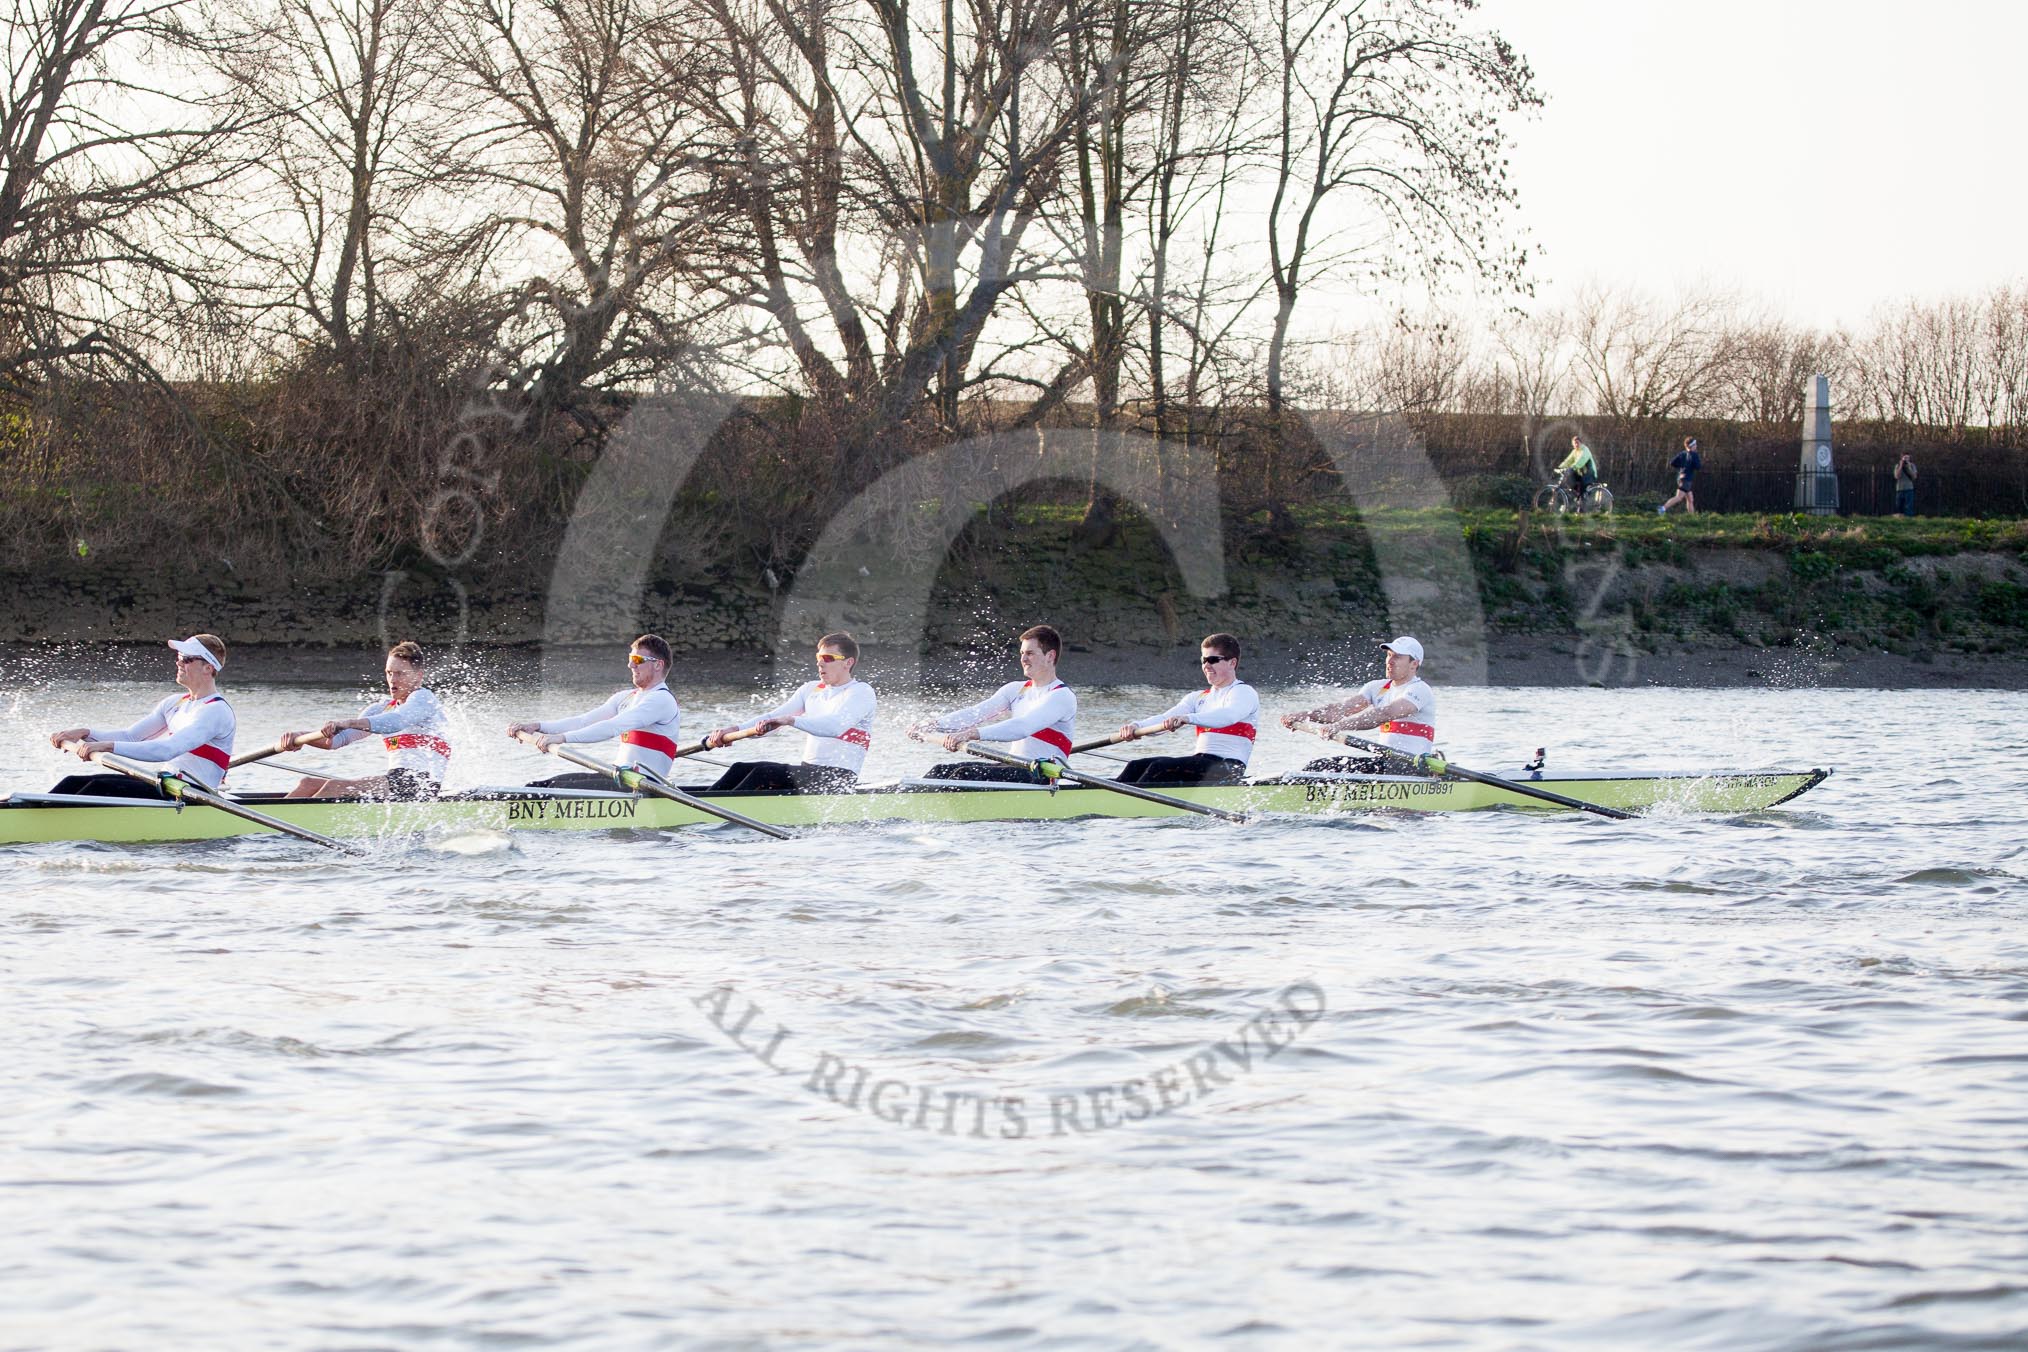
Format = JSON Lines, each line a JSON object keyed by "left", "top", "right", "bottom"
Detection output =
{"left": 6, "top": 526, "right": 2025, "bottom": 675}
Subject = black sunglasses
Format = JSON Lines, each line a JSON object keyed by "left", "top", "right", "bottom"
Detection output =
{"left": 1199, "top": 654, "right": 1230, "bottom": 665}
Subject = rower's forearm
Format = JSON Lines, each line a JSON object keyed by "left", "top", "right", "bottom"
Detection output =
{"left": 111, "top": 736, "right": 200, "bottom": 762}
{"left": 1339, "top": 701, "right": 1410, "bottom": 732}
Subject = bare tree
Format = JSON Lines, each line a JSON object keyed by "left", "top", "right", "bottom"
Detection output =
{"left": 692, "top": 0, "right": 1087, "bottom": 491}
{"left": 1327, "top": 310, "right": 1467, "bottom": 417}
{"left": 1725, "top": 317, "right": 1843, "bottom": 427}
{"left": 442, "top": 0, "right": 737, "bottom": 426}
{"left": 1051, "top": 0, "right": 1258, "bottom": 541}
{"left": 0, "top": 0, "right": 251, "bottom": 391}
{"left": 1569, "top": 284, "right": 1742, "bottom": 425}
{"left": 1141, "top": 0, "right": 1263, "bottom": 477}
{"left": 223, "top": 0, "right": 479, "bottom": 374}
{"left": 1978, "top": 284, "right": 2027, "bottom": 444}
{"left": 1850, "top": 286, "right": 2028, "bottom": 441}
{"left": 1259, "top": 0, "right": 1538, "bottom": 425}
{"left": 1490, "top": 307, "right": 1568, "bottom": 427}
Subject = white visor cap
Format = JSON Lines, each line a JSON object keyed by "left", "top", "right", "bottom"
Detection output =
{"left": 168, "top": 636, "right": 222, "bottom": 670}
{"left": 1381, "top": 636, "right": 1424, "bottom": 663}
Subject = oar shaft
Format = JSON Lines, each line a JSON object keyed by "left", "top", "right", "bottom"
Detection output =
{"left": 677, "top": 724, "right": 768, "bottom": 758}
{"left": 68, "top": 746, "right": 365, "bottom": 853}
{"left": 960, "top": 742, "right": 1244, "bottom": 823}
{"left": 1069, "top": 733, "right": 1129, "bottom": 754}
{"left": 1440, "top": 762, "right": 1635, "bottom": 818}
{"left": 1299, "top": 724, "right": 1634, "bottom": 821}
{"left": 518, "top": 733, "right": 788, "bottom": 839}
{"left": 230, "top": 733, "right": 330, "bottom": 769}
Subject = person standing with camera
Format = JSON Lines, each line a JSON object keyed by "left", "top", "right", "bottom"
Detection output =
{"left": 1894, "top": 454, "right": 1918, "bottom": 517}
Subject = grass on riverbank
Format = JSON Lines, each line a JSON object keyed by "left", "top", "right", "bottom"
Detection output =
{"left": 958, "top": 502, "right": 2028, "bottom": 658}
{"left": 998, "top": 500, "right": 2028, "bottom": 563}
{"left": 1463, "top": 508, "right": 2026, "bottom": 560}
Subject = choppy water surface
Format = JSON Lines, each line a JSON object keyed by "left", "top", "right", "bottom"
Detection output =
{"left": 3, "top": 651, "right": 2026, "bottom": 1350}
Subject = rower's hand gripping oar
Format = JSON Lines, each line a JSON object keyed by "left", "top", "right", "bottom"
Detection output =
{"left": 513, "top": 732, "right": 789, "bottom": 840}
{"left": 59, "top": 742, "right": 368, "bottom": 854}
{"left": 1292, "top": 723, "right": 1635, "bottom": 820}
{"left": 909, "top": 731, "right": 1244, "bottom": 823}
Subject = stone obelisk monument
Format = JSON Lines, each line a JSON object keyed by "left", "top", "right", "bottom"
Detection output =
{"left": 1795, "top": 373, "right": 1838, "bottom": 514}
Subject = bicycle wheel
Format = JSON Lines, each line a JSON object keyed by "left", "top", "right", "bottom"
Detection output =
{"left": 1533, "top": 485, "right": 1564, "bottom": 512}
{"left": 1586, "top": 485, "right": 1614, "bottom": 515}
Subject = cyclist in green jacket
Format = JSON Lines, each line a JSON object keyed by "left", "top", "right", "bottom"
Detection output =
{"left": 1556, "top": 435, "right": 1599, "bottom": 504}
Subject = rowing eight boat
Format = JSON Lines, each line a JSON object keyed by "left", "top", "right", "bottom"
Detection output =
{"left": 0, "top": 768, "right": 1830, "bottom": 846}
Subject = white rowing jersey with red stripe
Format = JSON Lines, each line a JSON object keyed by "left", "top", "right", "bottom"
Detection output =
{"left": 1135, "top": 681, "right": 1261, "bottom": 765}
{"left": 937, "top": 679, "right": 1077, "bottom": 763}
{"left": 1359, "top": 676, "right": 1436, "bottom": 753}
{"left": 328, "top": 686, "right": 452, "bottom": 781}
{"left": 748, "top": 679, "right": 877, "bottom": 773}
{"left": 90, "top": 691, "right": 236, "bottom": 790}
{"left": 540, "top": 683, "right": 682, "bottom": 777}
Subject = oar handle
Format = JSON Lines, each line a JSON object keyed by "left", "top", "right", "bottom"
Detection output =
{"left": 675, "top": 724, "right": 768, "bottom": 758}
{"left": 1070, "top": 730, "right": 1144, "bottom": 755}
{"left": 229, "top": 732, "right": 325, "bottom": 769}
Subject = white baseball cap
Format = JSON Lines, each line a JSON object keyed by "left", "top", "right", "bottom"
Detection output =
{"left": 168, "top": 636, "right": 222, "bottom": 670}
{"left": 1381, "top": 635, "right": 1424, "bottom": 663}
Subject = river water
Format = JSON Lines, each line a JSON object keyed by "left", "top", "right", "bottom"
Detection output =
{"left": 3, "top": 649, "right": 2026, "bottom": 1350}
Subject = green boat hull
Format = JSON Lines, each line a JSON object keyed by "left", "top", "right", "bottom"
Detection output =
{"left": 0, "top": 769, "right": 1830, "bottom": 846}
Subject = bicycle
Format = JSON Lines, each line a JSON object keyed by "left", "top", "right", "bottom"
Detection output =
{"left": 1533, "top": 478, "right": 1614, "bottom": 515}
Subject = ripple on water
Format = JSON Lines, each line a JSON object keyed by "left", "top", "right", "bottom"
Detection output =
{"left": 77, "top": 1071, "right": 243, "bottom": 1098}
{"left": 1894, "top": 866, "right": 2020, "bottom": 888}
{"left": 1097, "top": 993, "right": 1226, "bottom": 1019}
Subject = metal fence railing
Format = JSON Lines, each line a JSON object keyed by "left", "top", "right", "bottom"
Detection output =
{"left": 1572, "top": 452, "right": 2023, "bottom": 516}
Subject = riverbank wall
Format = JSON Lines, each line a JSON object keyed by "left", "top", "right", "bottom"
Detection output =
{"left": 6, "top": 509, "right": 2025, "bottom": 688}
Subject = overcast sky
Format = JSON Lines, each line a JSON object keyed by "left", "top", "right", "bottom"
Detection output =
{"left": 1461, "top": 0, "right": 2027, "bottom": 329}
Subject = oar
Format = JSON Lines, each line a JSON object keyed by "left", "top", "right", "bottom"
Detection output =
{"left": 230, "top": 732, "right": 327, "bottom": 769}
{"left": 677, "top": 724, "right": 771, "bottom": 758}
{"left": 60, "top": 743, "right": 367, "bottom": 854}
{"left": 924, "top": 734, "right": 1244, "bottom": 823}
{"left": 232, "top": 757, "right": 327, "bottom": 778}
{"left": 1070, "top": 731, "right": 1147, "bottom": 754}
{"left": 1065, "top": 725, "right": 1180, "bottom": 763}
{"left": 1293, "top": 724, "right": 1635, "bottom": 820}
{"left": 513, "top": 732, "right": 789, "bottom": 839}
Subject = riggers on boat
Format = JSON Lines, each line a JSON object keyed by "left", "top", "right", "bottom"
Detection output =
{"left": 0, "top": 768, "right": 1831, "bottom": 846}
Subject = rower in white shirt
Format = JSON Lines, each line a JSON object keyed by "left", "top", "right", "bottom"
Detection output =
{"left": 273, "top": 641, "right": 452, "bottom": 800}
{"left": 908, "top": 625, "right": 1076, "bottom": 783}
{"left": 505, "top": 634, "right": 681, "bottom": 789}
{"left": 703, "top": 632, "right": 877, "bottom": 793}
{"left": 1111, "top": 632, "right": 1259, "bottom": 786}
{"left": 48, "top": 634, "right": 237, "bottom": 799}
{"left": 1280, "top": 635, "right": 1437, "bottom": 772}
